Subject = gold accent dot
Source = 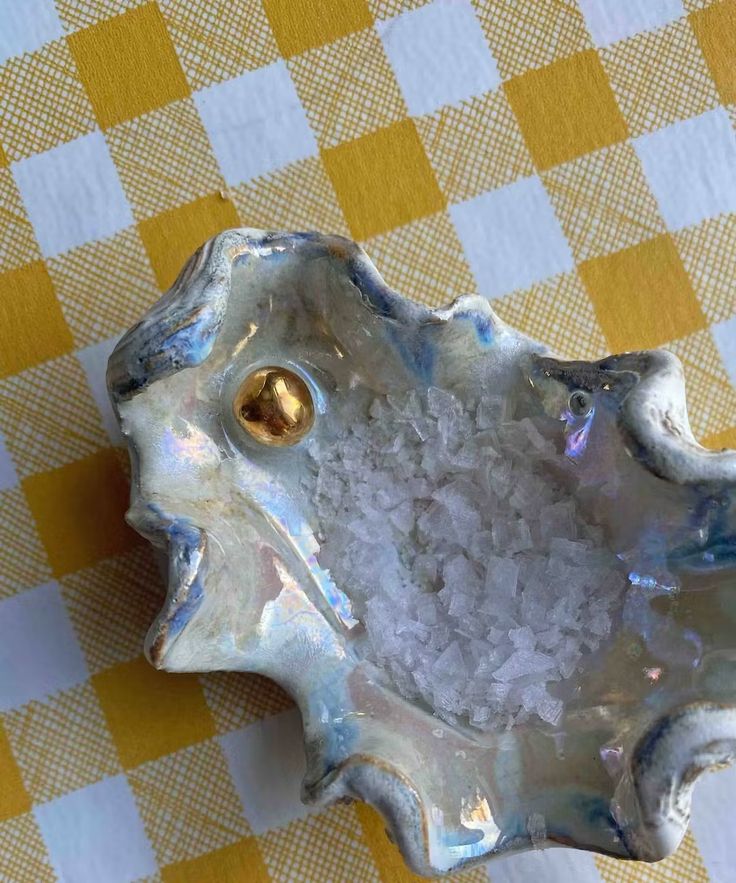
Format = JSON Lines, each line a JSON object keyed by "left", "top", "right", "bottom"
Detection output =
{"left": 234, "top": 367, "right": 314, "bottom": 446}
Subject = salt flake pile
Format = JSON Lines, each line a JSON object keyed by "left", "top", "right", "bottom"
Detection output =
{"left": 304, "top": 386, "right": 626, "bottom": 730}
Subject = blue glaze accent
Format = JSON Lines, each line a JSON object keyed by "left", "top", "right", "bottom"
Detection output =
{"left": 667, "top": 490, "right": 736, "bottom": 572}
{"left": 500, "top": 793, "right": 624, "bottom": 854}
{"left": 146, "top": 504, "right": 206, "bottom": 640}
{"left": 577, "top": 794, "right": 628, "bottom": 848}
{"left": 112, "top": 228, "right": 443, "bottom": 397}
{"left": 348, "top": 260, "right": 399, "bottom": 319}
{"left": 166, "top": 582, "right": 203, "bottom": 638}
{"left": 440, "top": 828, "right": 485, "bottom": 849}
{"left": 390, "top": 327, "right": 435, "bottom": 385}
{"left": 160, "top": 318, "right": 218, "bottom": 372}
{"left": 627, "top": 572, "right": 659, "bottom": 590}
{"left": 667, "top": 537, "right": 736, "bottom": 571}
{"left": 453, "top": 310, "right": 494, "bottom": 344}
{"left": 346, "top": 249, "right": 434, "bottom": 325}
{"left": 256, "top": 482, "right": 358, "bottom": 630}
{"left": 563, "top": 405, "right": 595, "bottom": 460}
{"left": 300, "top": 664, "right": 362, "bottom": 790}
{"left": 634, "top": 713, "right": 673, "bottom": 770}
{"left": 166, "top": 521, "right": 206, "bottom": 639}
{"left": 109, "top": 281, "right": 231, "bottom": 398}
{"left": 349, "top": 248, "right": 437, "bottom": 382}
{"left": 627, "top": 571, "right": 676, "bottom": 592}
{"left": 623, "top": 524, "right": 671, "bottom": 578}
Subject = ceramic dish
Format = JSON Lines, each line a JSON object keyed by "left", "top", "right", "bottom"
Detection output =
{"left": 107, "top": 229, "right": 736, "bottom": 876}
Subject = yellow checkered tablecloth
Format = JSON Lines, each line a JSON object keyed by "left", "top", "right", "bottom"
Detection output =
{"left": 0, "top": 0, "right": 735, "bottom": 881}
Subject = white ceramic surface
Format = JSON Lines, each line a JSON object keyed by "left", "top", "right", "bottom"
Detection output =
{"left": 108, "top": 230, "right": 736, "bottom": 876}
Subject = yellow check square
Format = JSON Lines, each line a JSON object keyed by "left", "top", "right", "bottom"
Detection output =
{"left": 493, "top": 271, "right": 607, "bottom": 362}
{"left": 705, "top": 426, "right": 736, "bottom": 450}
{"left": 260, "top": 804, "right": 383, "bottom": 883}
{"left": 0, "top": 722, "right": 30, "bottom": 822}
{"left": 322, "top": 120, "right": 445, "bottom": 240}
{"left": 138, "top": 192, "right": 240, "bottom": 291}
{"left": 691, "top": 0, "right": 736, "bottom": 104}
{"left": 356, "top": 802, "right": 437, "bottom": 883}
{"left": 68, "top": 2, "right": 190, "bottom": 130}
{"left": 263, "top": 0, "right": 373, "bottom": 58}
{"left": 59, "top": 547, "right": 163, "bottom": 675}
{"left": 161, "top": 838, "right": 270, "bottom": 883}
{"left": 47, "top": 228, "right": 159, "bottom": 348}
{"left": 0, "top": 354, "right": 108, "bottom": 481}
{"left": 22, "top": 448, "right": 142, "bottom": 577}
{"left": 505, "top": 49, "right": 629, "bottom": 171}
{"left": 93, "top": 655, "right": 216, "bottom": 768}
{"left": 579, "top": 235, "right": 707, "bottom": 352}
{"left": 0, "top": 261, "right": 73, "bottom": 379}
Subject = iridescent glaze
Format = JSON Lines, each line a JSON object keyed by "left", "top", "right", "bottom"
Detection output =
{"left": 108, "top": 230, "right": 736, "bottom": 876}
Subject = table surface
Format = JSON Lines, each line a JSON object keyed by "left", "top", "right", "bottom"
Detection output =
{"left": 0, "top": 1, "right": 735, "bottom": 881}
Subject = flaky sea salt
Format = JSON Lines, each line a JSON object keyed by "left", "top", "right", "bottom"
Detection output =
{"left": 303, "top": 385, "right": 626, "bottom": 730}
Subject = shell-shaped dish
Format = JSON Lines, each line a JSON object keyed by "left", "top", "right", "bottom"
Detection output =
{"left": 107, "top": 230, "right": 736, "bottom": 876}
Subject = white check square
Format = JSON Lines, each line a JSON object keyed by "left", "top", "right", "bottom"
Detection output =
{"left": 711, "top": 316, "right": 736, "bottom": 389}
{"left": 12, "top": 131, "right": 133, "bottom": 258}
{"left": 35, "top": 776, "right": 156, "bottom": 883}
{"left": 0, "top": 430, "right": 17, "bottom": 491}
{"left": 0, "top": 582, "right": 87, "bottom": 711}
{"left": 484, "top": 844, "right": 601, "bottom": 883}
{"left": 194, "top": 62, "right": 318, "bottom": 186}
{"left": 377, "top": 0, "right": 500, "bottom": 117}
{"left": 690, "top": 763, "right": 736, "bottom": 882}
{"left": 451, "top": 175, "right": 574, "bottom": 299}
{"left": 76, "top": 335, "right": 125, "bottom": 446}
{"left": 0, "top": 0, "right": 63, "bottom": 65}
{"left": 634, "top": 109, "right": 736, "bottom": 232}
{"left": 577, "top": 0, "right": 685, "bottom": 46}
{"left": 220, "top": 709, "right": 315, "bottom": 834}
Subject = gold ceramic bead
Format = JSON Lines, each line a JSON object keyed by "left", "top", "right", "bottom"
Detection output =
{"left": 234, "top": 367, "right": 314, "bottom": 446}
